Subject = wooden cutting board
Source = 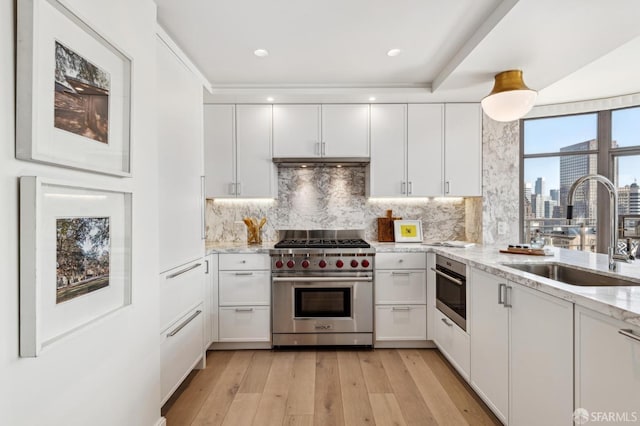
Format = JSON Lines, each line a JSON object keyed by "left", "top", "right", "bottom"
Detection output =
{"left": 378, "top": 209, "right": 401, "bottom": 242}
{"left": 499, "top": 247, "right": 550, "bottom": 256}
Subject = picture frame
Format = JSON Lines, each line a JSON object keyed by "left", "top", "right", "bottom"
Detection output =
{"left": 19, "top": 176, "right": 132, "bottom": 357}
{"left": 16, "top": 0, "right": 132, "bottom": 176}
{"left": 394, "top": 219, "right": 424, "bottom": 243}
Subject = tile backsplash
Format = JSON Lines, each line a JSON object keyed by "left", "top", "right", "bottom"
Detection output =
{"left": 206, "top": 166, "right": 481, "bottom": 243}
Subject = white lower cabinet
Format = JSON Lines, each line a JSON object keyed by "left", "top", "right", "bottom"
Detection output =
{"left": 375, "top": 305, "right": 427, "bottom": 341}
{"left": 575, "top": 306, "right": 640, "bottom": 423}
{"left": 160, "top": 304, "right": 204, "bottom": 404}
{"left": 433, "top": 308, "right": 470, "bottom": 380}
{"left": 216, "top": 253, "right": 271, "bottom": 344}
{"left": 470, "top": 268, "right": 573, "bottom": 425}
{"left": 205, "top": 254, "right": 219, "bottom": 346}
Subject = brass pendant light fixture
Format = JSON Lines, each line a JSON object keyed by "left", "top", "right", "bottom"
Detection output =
{"left": 481, "top": 70, "right": 537, "bottom": 122}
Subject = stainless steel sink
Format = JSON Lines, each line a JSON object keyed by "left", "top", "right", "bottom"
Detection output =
{"left": 500, "top": 262, "right": 640, "bottom": 287}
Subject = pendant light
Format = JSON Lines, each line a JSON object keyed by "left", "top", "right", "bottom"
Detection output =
{"left": 481, "top": 70, "right": 537, "bottom": 122}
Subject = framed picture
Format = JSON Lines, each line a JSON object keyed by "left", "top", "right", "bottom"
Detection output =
{"left": 394, "top": 220, "right": 423, "bottom": 243}
{"left": 19, "top": 177, "right": 132, "bottom": 357}
{"left": 16, "top": 0, "right": 132, "bottom": 176}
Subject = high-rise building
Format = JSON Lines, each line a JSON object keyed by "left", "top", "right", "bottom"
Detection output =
{"left": 544, "top": 200, "right": 558, "bottom": 218}
{"left": 532, "top": 193, "right": 545, "bottom": 218}
{"left": 559, "top": 139, "right": 598, "bottom": 221}
{"left": 550, "top": 189, "right": 559, "bottom": 202}
{"left": 524, "top": 182, "right": 532, "bottom": 203}
{"left": 630, "top": 181, "right": 640, "bottom": 214}
{"left": 535, "top": 177, "right": 546, "bottom": 196}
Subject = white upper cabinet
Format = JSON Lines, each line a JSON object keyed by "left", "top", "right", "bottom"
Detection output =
{"left": 444, "top": 104, "right": 482, "bottom": 197}
{"left": 272, "top": 105, "right": 321, "bottom": 158}
{"left": 369, "top": 104, "right": 406, "bottom": 197}
{"left": 156, "top": 37, "right": 204, "bottom": 272}
{"left": 321, "top": 104, "right": 370, "bottom": 158}
{"left": 204, "top": 104, "right": 277, "bottom": 198}
{"left": 273, "top": 104, "right": 369, "bottom": 158}
{"left": 408, "top": 104, "right": 444, "bottom": 196}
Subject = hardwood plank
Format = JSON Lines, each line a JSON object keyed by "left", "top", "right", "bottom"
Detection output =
{"left": 285, "top": 351, "right": 316, "bottom": 416}
{"left": 400, "top": 350, "right": 469, "bottom": 426}
{"left": 191, "top": 350, "right": 254, "bottom": 426}
{"left": 163, "top": 350, "right": 234, "bottom": 426}
{"left": 420, "top": 350, "right": 501, "bottom": 426}
{"left": 238, "top": 350, "right": 274, "bottom": 393}
{"left": 378, "top": 349, "right": 437, "bottom": 426}
{"left": 314, "top": 351, "right": 345, "bottom": 426}
{"left": 337, "top": 351, "right": 375, "bottom": 425}
{"left": 221, "top": 393, "right": 261, "bottom": 426}
{"left": 358, "top": 351, "right": 393, "bottom": 393}
{"left": 283, "top": 415, "right": 314, "bottom": 426}
{"left": 252, "top": 351, "right": 296, "bottom": 426}
{"left": 369, "top": 393, "right": 408, "bottom": 426}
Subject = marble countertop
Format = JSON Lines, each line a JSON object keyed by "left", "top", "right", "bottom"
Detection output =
{"left": 206, "top": 241, "right": 640, "bottom": 327}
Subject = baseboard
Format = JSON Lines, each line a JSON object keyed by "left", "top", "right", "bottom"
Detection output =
{"left": 154, "top": 417, "right": 167, "bottom": 426}
{"left": 209, "top": 341, "right": 272, "bottom": 350}
{"left": 374, "top": 340, "right": 437, "bottom": 349}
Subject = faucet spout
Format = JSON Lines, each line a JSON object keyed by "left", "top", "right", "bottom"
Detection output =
{"left": 566, "top": 174, "right": 627, "bottom": 271}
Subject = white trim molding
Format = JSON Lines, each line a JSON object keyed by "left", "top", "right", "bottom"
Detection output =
{"left": 526, "top": 92, "right": 640, "bottom": 118}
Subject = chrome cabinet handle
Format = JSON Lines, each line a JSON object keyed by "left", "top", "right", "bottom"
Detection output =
{"left": 504, "top": 285, "right": 513, "bottom": 308}
{"left": 445, "top": 181, "right": 450, "bottom": 194}
{"left": 167, "top": 263, "right": 202, "bottom": 279}
{"left": 205, "top": 259, "right": 209, "bottom": 274}
{"left": 315, "top": 142, "right": 321, "bottom": 155}
{"left": 619, "top": 329, "right": 640, "bottom": 343}
{"left": 401, "top": 181, "right": 406, "bottom": 194}
{"left": 200, "top": 176, "right": 206, "bottom": 239}
{"left": 408, "top": 181, "right": 413, "bottom": 195}
{"left": 392, "top": 306, "right": 411, "bottom": 311}
{"left": 235, "top": 272, "right": 254, "bottom": 276}
{"left": 430, "top": 267, "right": 464, "bottom": 286}
{"left": 321, "top": 142, "right": 326, "bottom": 156}
{"left": 498, "top": 283, "right": 506, "bottom": 305}
{"left": 236, "top": 182, "right": 242, "bottom": 196}
{"left": 391, "top": 271, "right": 411, "bottom": 276}
{"left": 272, "top": 276, "right": 373, "bottom": 283}
{"left": 167, "top": 310, "right": 202, "bottom": 337}
{"left": 441, "top": 317, "right": 453, "bottom": 327}
{"left": 235, "top": 307, "right": 254, "bottom": 312}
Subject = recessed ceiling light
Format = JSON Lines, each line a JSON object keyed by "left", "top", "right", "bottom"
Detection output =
{"left": 369, "top": 97, "right": 376, "bottom": 102}
{"left": 336, "top": 165, "right": 343, "bottom": 168}
{"left": 301, "top": 165, "right": 307, "bottom": 168}
{"left": 387, "top": 49, "right": 402, "bottom": 57}
{"left": 267, "top": 97, "right": 274, "bottom": 102}
{"left": 254, "top": 49, "right": 269, "bottom": 57}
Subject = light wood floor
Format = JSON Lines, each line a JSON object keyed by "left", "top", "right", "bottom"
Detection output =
{"left": 162, "top": 349, "right": 501, "bottom": 426}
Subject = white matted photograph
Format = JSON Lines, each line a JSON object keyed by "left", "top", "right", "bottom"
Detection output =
{"left": 16, "top": 0, "right": 131, "bottom": 176}
{"left": 19, "top": 177, "right": 132, "bottom": 357}
{"left": 393, "top": 219, "right": 424, "bottom": 243}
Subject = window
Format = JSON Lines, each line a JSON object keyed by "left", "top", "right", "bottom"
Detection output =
{"left": 521, "top": 107, "right": 640, "bottom": 253}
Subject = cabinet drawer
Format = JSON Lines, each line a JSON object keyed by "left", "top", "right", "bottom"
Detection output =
{"left": 376, "top": 252, "right": 426, "bottom": 270}
{"left": 434, "top": 308, "right": 470, "bottom": 380}
{"left": 160, "top": 260, "right": 205, "bottom": 331}
{"left": 160, "top": 306, "right": 204, "bottom": 404}
{"left": 219, "top": 253, "right": 270, "bottom": 271}
{"left": 219, "top": 271, "right": 270, "bottom": 305}
{"left": 219, "top": 306, "right": 270, "bottom": 342}
{"left": 375, "top": 305, "right": 427, "bottom": 341}
{"left": 375, "top": 270, "right": 426, "bottom": 304}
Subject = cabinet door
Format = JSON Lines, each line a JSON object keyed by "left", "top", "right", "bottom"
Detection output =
{"left": 272, "top": 105, "right": 321, "bottom": 158}
{"left": 375, "top": 305, "right": 427, "bottom": 341}
{"left": 369, "top": 104, "right": 406, "bottom": 197}
{"left": 157, "top": 38, "right": 205, "bottom": 272}
{"left": 321, "top": 104, "right": 369, "bottom": 157}
{"left": 510, "top": 284, "right": 573, "bottom": 426}
{"left": 576, "top": 307, "right": 640, "bottom": 421}
{"left": 469, "top": 269, "right": 508, "bottom": 424}
{"left": 204, "top": 104, "right": 236, "bottom": 197}
{"left": 407, "top": 104, "right": 444, "bottom": 196}
{"left": 375, "top": 270, "right": 426, "bottom": 304}
{"left": 236, "top": 105, "right": 277, "bottom": 198}
{"left": 205, "top": 254, "right": 218, "bottom": 345}
{"left": 444, "top": 104, "right": 482, "bottom": 196}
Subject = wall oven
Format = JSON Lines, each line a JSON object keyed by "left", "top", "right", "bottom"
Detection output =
{"left": 432, "top": 254, "right": 467, "bottom": 331}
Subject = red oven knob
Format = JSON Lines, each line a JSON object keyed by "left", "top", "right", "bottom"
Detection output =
{"left": 361, "top": 259, "right": 370, "bottom": 268}
{"left": 287, "top": 260, "right": 295, "bottom": 268}
{"left": 275, "top": 260, "right": 284, "bottom": 268}
{"left": 301, "top": 259, "right": 310, "bottom": 268}
{"left": 336, "top": 260, "right": 344, "bottom": 268}
{"left": 319, "top": 260, "right": 327, "bottom": 268}
{"left": 350, "top": 259, "right": 359, "bottom": 268}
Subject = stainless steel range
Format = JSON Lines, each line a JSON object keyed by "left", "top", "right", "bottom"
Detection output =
{"left": 270, "top": 230, "right": 374, "bottom": 347}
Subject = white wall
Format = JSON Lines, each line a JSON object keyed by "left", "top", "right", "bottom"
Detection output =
{"left": 0, "top": 0, "right": 161, "bottom": 425}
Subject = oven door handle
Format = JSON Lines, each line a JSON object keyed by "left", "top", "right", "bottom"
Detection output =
{"left": 430, "top": 267, "right": 464, "bottom": 286}
{"left": 272, "top": 276, "right": 373, "bottom": 283}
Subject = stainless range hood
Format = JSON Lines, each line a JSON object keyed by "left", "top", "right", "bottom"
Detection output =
{"left": 272, "top": 157, "right": 369, "bottom": 167}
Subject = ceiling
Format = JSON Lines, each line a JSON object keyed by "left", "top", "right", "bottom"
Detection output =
{"left": 155, "top": 0, "right": 640, "bottom": 105}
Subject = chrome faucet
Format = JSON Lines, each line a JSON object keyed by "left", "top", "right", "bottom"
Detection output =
{"left": 566, "top": 174, "right": 630, "bottom": 271}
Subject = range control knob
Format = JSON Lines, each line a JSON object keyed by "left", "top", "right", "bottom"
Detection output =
{"left": 301, "top": 259, "right": 310, "bottom": 268}
{"left": 275, "top": 260, "right": 284, "bottom": 269}
{"left": 350, "top": 260, "right": 359, "bottom": 268}
{"left": 287, "top": 260, "right": 295, "bottom": 269}
{"left": 319, "top": 260, "right": 327, "bottom": 268}
{"left": 336, "top": 260, "right": 344, "bottom": 268}
{"left": 361, "top": 259, "right": 370, "bottom": 268}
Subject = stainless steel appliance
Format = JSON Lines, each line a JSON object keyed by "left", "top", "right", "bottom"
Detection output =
{"left": 433, "top": 254, "right": 467, "bottom": 331}
{"left": 271, "top": 230, "right": 374, "bottom": 347}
